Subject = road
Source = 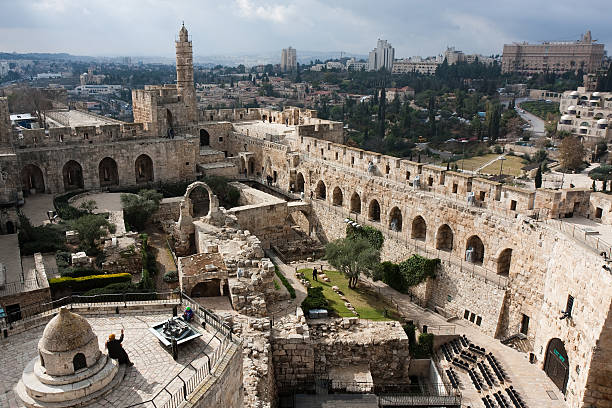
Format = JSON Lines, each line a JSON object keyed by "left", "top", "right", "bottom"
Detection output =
{"left": 515, "top": 97, "right": 546, "bottom": 136}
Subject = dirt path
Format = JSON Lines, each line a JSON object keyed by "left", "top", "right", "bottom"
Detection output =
{"left": 143, "top": 224, "right": 179, "bottom": 292}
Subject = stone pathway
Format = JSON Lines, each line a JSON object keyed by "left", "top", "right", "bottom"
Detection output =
{"left": 21, "top": 193, "right": 54, "bottom": 226}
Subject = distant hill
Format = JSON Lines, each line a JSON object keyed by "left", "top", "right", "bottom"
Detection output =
{"left": 0, "top": 52, "right": 96, "bottom": 62}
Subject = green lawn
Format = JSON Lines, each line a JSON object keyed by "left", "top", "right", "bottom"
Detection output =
{"left": 298, "top": 268, "right": 396, "bottom": 321}
{"left": 520, "top": 100, "right": 560, "bottom": 120}
{"left": 480, "top": 154, "right": 526, "bottom": 177}
{"left": 456, "top": 153, "right": 500, "bottom": 172}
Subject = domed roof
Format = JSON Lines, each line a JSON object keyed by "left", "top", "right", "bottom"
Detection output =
{"left": 592, "top": 92, "right": 601, "bottom": 97}
{"left": 597, "top": 118, "right": 608, "bottom": 125}
{"left": 560, "top": 115, "right": 572, "bottom": 121}
{"left": 570, "top": 91, "right": 579, "bottom": 96}
{"left": 567, "top": 105, "right": 577, "bottom": 111}
{"left": 39, "top": 308, "right": 96, "bottom": 353}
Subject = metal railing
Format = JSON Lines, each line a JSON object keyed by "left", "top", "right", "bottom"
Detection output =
{"left": 316, "top": 199, "right": 509, "bottom": 289}
{"left": 544, "top": 217, "right": 612, "bottom": 258}
{"left": 0, "top": 278, "right": 43, "bottom": 297}
{"left": 1, "top": 291, "right": 181, "bottom": 328}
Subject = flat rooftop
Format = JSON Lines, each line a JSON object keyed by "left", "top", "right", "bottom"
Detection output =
{"left": 0, "top": 234, "right": 23, "bottom": 286}
{"left": 0, "top": 312, "right": 220, "bottom": 408}
{"left": 45, "top": 110, "right": 124, "bottom": 128}
{"left": 233, "top": 121, "right": 296, "bottom": 137}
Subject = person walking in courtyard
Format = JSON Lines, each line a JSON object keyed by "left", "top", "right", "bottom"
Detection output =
{"left": 183, "top": 306, "right": 194, "bottom": 322}
{"left": 105, "top": 329, "right": 133, "bottom": 366}
{"left": 312, "top": 266, "right": 318, "bottom": 281}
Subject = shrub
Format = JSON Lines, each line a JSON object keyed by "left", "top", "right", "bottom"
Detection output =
{"left": 301, "top": 286, "right": 328, "bottom": 313}
{"left": 18, "top": 212, "right": 67, "bottom": 255}
{"left": 377, "top": 261, "right": 407, "bottom": 293}
{"left": 83, "top": 282, "right": 143, "bottom": 296}
{"left": 60, "top": 267, "right": 100, "bottom": 278}
{"left": 70, "top": 214, "right": 115, "bottom": 253}
{"left": 163, "top": 270, "right": 178, "bottom": 283}
{"left": 376, "top": 255, "right": 440, "bottom": 294}
{"left": 139, "top": 233, "right": 157, "bottom": 289}
{"left": 403, "top": 322, "right": 434, "bottom": 358}
{"left": 49, "top": 273, "right": 131, "bottom": 293}
{"left": 56, "top": 251, "right": 72, "bottom": 270}
{"left": 121, "top": 190, "right": 162, "bottom": 231}
{"left": 275, "top": 266, "right": 296, "bottom": 298}
{"left": 346, "top": 221, "right": 384, "bottom": 250}
{"left": 54, "top": 192, "right": 87, "bottom": 220}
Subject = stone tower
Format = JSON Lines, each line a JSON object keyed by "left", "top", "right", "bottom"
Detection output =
{"left": 0, "top": 97, "right": 11, "bottom": 145}
{"left": 176, "top": 23, "right": 197, "bottom": 123}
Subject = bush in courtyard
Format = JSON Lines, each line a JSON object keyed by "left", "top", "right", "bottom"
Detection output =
{"left": 163, "top": 270, "right": 178, "bottom": 283}
{"left": 275, "top": 265, "right": 296, "bottom": 298}
{"left": 121, "top": 189, "right": 163, "bottom": 231}
{"left": 18, "top": 212, "right": 67, "bottom": 255}
{"left": 49, "top": 273, "right": 131, "bottom": 293}
{"left": 54, "top": 192, "right": 87, "bottom": 220}
{"left": 201, "top": 175, "right": 240, "bottom": 208}
{"left": 83, "top": 282, "right": 143, "bottom": 296}
{"left": 301, "top": 286, "right": 328, "bottom": 313}
{"left": 70, "top": 214, "right": 116, "bottom": 253}
{"left": 346, "top": 221, "right": 384, "bottom": 250}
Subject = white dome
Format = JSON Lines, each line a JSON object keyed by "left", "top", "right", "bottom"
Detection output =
{"left": 560, "top": 115, "right": 572, "bottom": 121}
{"left": 40, "top": 307, "right": 96, "bottom": 353}
{"left": 570, "top": 91, "right": 579, "bottom": 96}
{"left": 597, "top": 118, "right": 608, "bottom": 125}
{"left": 567, "top": 105, "right": 577, "bottom": 111}
{"left": 592, "top": 92, "right": 601, "bottom": 97}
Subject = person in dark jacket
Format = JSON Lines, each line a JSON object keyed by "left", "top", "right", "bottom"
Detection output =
{"left": 105, "top": 329, "right": 133, "bottom": 366}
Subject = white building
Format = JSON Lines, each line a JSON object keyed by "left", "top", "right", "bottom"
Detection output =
{"left": 325, "top": 61, "right": 344, "bottom": 70}
{"left": 558, "top": 86, "right": 612, "bottom": 143}
{"left": 392, "top": 58, "right": 441, "bottom": 75}
{"left": 280, "top": 47, "right": 297, "bottom": 72}
{"left": 0, "top": 62, "right": 9, "bottom": 77}
{"left": 368, "top": 39, "right": 394, "bottom": 71}
{"left": 346, "top": 58, "right": 368, "bottom": 71}
{"left": 71, "top": 85, "right": 122, "bottom": 96}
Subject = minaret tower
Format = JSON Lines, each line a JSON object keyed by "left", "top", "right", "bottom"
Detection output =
{"left": 175, "top": 23, "right": 197, "bottom": 123}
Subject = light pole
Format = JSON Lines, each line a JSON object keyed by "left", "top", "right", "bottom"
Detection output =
{"left": 499, "top": 156, "right": 506, "bottom": 181}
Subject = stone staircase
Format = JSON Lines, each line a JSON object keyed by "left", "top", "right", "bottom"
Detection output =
{"left": 501, "top": 333, "right": 532, "bottom": 353}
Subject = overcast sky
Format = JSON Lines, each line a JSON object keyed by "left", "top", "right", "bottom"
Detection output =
{"left": 1, "top": 0, "right": 611, "bottom": 58}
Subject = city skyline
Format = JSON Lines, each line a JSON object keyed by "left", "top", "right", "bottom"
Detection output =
{"left": 1, "top": 0, "right": 611, "bottom": 60}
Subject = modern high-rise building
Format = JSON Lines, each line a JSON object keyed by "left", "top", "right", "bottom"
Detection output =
{"left": 502, "top": 31, "right": 605, "bottom": 74}
{"left": 368, "top": 39, "right": 394, "bottom": 71}
{"left": 280, "top": 47, "right": 297, "bottom": 72}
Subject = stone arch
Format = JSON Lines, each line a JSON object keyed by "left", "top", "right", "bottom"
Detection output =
{"left": 248, "top": 157, "right": 255, "bottom": 176}
{"left": 368, "top": 199, "right": 381, "bottom": 222}
{"left": 62, "top": 160, "right": 84, "bottom": 191}
{"left": 6, "top": 221, "right": 15, "bottom": 234}
{"left": 436, "top": 224, "right": 454, "bottom": 251}
{"left": 73, "top": 352, "right": 86, "bottom": 372}
{"left": 496, "top": 248, "right": 513, "bottom": 276}
{"left": 315, "top": 180, "right": 326, "bottom": 200}
{"left": 332, "top": 187, "right": 343, "bottom": 206}
{"left": 21, "top": 164, "right": 45, "bottom": 193}
{"left": 411, "top": 216, "right": 426, "bottom": 240}
{"left": 350, "top": 192, "right": 361, "bottom": 214}
{"left": 465, "top": 235, "right": 485, "bottom": 264}
{"left": 184, "top": 181, "right": 215, "bottom": 218}
{"left": 98, "top": 157, "right": 119, "bottom": 188}
{"left": 188, "top": 185, "right": 211, "bottom": 217}
{"left": 135, "top": 154, "right": 154, "bottom": 184}
{"left": 191, "top": 279, "right": 221, "bottom": 297}
{"left": 389, "top": 207, "right": 402, "bottom": 231}
{"left": 296, "top": 172, "right": 305, "bottom": 193}
{"left": 200, "top": 129, "right": 210, "bottom": 146}
{"left": 166, "top": 109, "right": 173, "bottom": 129}
{"left": 544, "top": 338, "right": 569, "bottom": 395}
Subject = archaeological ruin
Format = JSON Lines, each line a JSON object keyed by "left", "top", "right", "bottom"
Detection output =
{"left": 0, "top": 25, "right": 611, "bottom": 408}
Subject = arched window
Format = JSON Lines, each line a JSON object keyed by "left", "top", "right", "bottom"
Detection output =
{"left": 436, "top": 224, "right": 453, "bottom": 251}
{"left": 21, "top": 164, "right": 45, "bottom": 194}
{"left": 332, "top": 187, "right": 343, "bottom": 206}
{"left": 200, "top": 129, "right": 210, "bottom": 146}
{"left": 350, "top": 192, "right": 361, "bottom": 214}
{"left": 465, "top": 235, "right": 485, "bottom": 264}
{"left": 497, "top": 248, "right": 513, "bottom": 276}
{"left": 389, "top": 207, "right": 402, "bottom": 231}
{"left": 98, "top": 157, "right": 119, "bottom": 187}
{"left": 135, "top": 154, "right": 154, "bottom": 183}
{"left": 315, "top": 180, "right": 326, "bottom": 200}
{"left": 368, "top": 199, "right": 381, "bottom": 222}
{"left": 188, "top": 185, "right": 211, "bottom": 217}
{"left": 296, "top": 173, "right": 305, "bottom": 193}
{"left": 62, "top": 160, "right": 84, "bottom": 191}
{"left": 411, "top": 216, "right": 426, "bottom": 240}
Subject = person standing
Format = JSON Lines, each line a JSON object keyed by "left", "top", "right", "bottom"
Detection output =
{"left": 312, "top": 266, "right": 318, "bottom": 281}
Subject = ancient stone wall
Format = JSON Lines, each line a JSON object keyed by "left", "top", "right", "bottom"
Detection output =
{"left": 186, "top": 342, "right": 243, "bottom": 408}
{"left": 0, "top": 97, "right": 11, "bottom": 145}
{"left": 16, "top": 136, "right": 198, "bottom": 194}
{"left": 151, "top": 197, "right": 182, "bottom": 224}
